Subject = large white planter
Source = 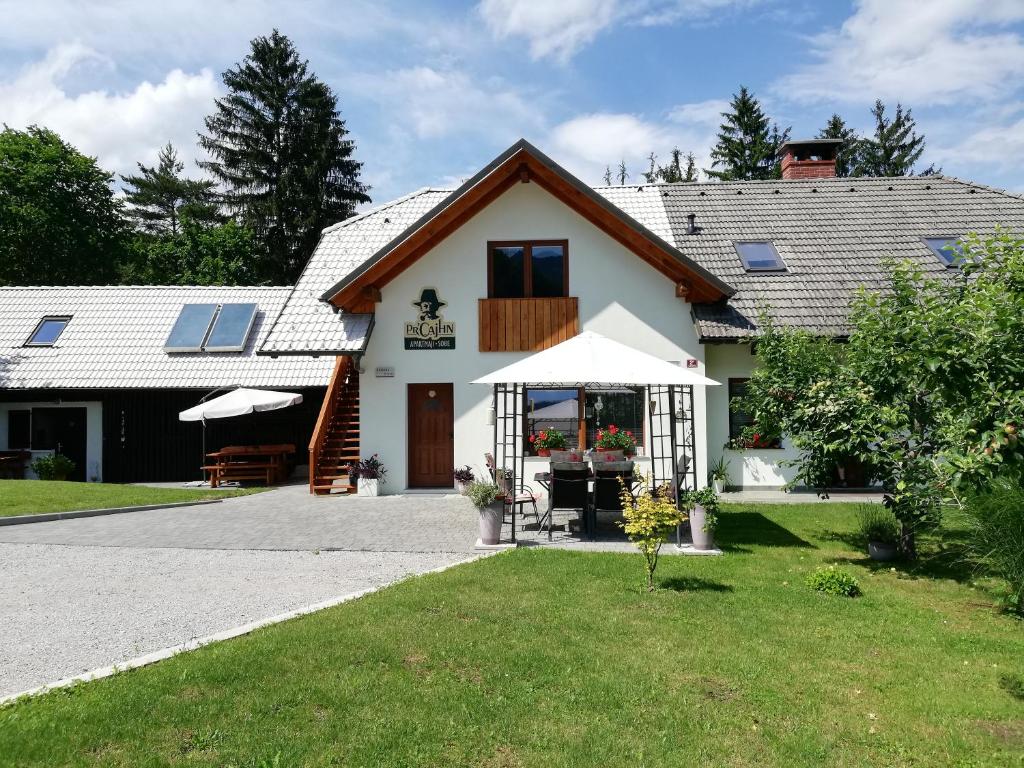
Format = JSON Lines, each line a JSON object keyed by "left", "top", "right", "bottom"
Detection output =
{"left": 712, "top": 478, "right": 725, "bottom": 494}
{"left": 689, "top": 504, "right": 715, "bottom": 550}
{"left": 357, "top": 478, "right": 380, "bottom": 497}
{"left": 478, "top": 502, "right": 504, "bottom": 545}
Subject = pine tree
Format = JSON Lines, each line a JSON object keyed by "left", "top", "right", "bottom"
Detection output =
{"left": 682, "top": 151, "right": 698, "bottom": 182}
{"left": 617, "top": 159, "right": 629, "bottom": 185}
{"left": 855, "top": 100, "right": 926, "bottom": 177}
{"left": 199, "top": 29, "right": 370, "bottom": 284}
{"left": 642, "top": 153, "right": 658, "bottom": 183}
{"left": 121, "top": 143, "right": 219, "bottom": 235}
{"left": 706, "top": 86, "right": 790, "bottom": 181}
{"left": 603, "top": 165, "right": 613, "bottom": 185}
{"left": 816, "top": 114, "right": 860, "bottom": 178}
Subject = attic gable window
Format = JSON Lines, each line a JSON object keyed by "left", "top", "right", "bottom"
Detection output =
{"left": 924, "top": 237, "right": 965, "bottom": 267}
{"left": 488, "top": 240, "right": 568, "bottom": 298}
{"left": 25, "top": 316, "right": 71, "bottom": 346}
{"left": 735, "top": 241, "right": 786, "bottom": 272}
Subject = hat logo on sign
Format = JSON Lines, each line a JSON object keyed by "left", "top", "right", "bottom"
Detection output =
{"left": 412, "top": 288, "right": 446, "bottom": 321}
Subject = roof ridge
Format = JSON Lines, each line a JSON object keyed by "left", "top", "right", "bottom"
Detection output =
{"left": 938, "top": 174, "right": 1024, "bottom": 202}
{"left": 320, "top": 188, "right": 450, "bottom": 235}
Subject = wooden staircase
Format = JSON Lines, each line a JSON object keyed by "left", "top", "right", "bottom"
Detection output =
{"left": 309, "top": 356, "right": 361, "bottom": 495}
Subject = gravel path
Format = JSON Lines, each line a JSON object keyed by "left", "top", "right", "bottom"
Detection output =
{"left": 0, "top": 543, "right": 471, "bottom": 698}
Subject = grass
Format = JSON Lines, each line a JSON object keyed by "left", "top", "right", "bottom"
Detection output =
{"left": 0, "top": 480, "right": 263, "bottom": 517}
{"left": 3, "top": 503, "right": 1023, "bottom": 766}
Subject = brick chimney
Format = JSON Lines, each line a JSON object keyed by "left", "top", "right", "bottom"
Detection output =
{"left": 779, "top": 138, "right": 841, "bottom": 180}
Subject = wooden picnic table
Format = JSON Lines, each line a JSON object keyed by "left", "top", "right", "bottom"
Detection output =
{"left": 0, "top": 451, "right": 32, "bottom": 480}
{"left": 202, "top": 444, "right": 295, "bottom": 488}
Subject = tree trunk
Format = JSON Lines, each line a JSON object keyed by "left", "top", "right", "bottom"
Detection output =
{"left": 899, "top": 528, "right": 917, "bottom": 560}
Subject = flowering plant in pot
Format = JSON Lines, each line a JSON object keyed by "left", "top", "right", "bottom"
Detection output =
{"left": 680, "top": 486, "right": 720, "bottom": 550}
{"left": 453, "top": 465, "right": 475, "bottom": 494}
{"left": 595, "top": 425, "right": 637, "bottom": 457}
{"left": 466, "top": 481, "right": 504, "bottom": 545}
{"left": 355, "top": 454, "right": 387, "bottom": 497}
{"left": 528, "top": 429, "right": 568, "bottom": 457}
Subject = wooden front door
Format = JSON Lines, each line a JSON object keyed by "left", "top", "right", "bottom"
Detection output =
{"left": 408, "top": 383, "right": 454, "bottom": 488}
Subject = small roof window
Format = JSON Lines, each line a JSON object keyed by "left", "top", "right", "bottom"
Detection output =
{"left": 924, "top": 237, "right": 965, "bottom": 267}
{"left": 735, "top": 241, "right": 786, "bottom": 272}
{"left": 25, "top": 316, "right": 71, "bottom": 346}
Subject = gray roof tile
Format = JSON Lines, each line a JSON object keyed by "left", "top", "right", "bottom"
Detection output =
{"left": 0, "top": 286, "right": 334, "bottom": 390}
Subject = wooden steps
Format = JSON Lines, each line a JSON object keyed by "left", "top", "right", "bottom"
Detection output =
{"left": 309, "top": 356, "right": 361, "bottom": 495}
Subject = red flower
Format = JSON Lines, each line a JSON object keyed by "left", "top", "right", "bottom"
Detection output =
{"left": 540, "top": 431, "right": 548, "bottom": 440}
{"left": 608, "top": 425, "right": 619, "bottom": 435}
{"left": 529, "top": 434, "right": 536, "bottom": 443}
{"left": 625, "top": 431, "right": 633, "bottom": 437}
{"left": 597, "top": 429, "right": 604, "bottom": 438}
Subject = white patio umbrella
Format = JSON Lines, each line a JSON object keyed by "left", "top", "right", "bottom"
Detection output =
{"left": 471, "top": 331, "right": 721, "bottom": 387}
{"left": 178, "top": 388, "right": 303, "bottom": 422}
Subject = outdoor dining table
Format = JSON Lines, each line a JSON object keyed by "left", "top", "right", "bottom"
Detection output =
{"left": 202, "top": 444, "right": 295, "bottom": 487}
{"left": 532, "top": 470, "right": 643, "bottom": 539}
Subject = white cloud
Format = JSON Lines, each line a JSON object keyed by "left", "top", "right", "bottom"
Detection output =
{"left": 547, "top": 105, "right": 720, "bottom": 183}
{"left": 349, "top": 66, "right": 544, "bottom": 142}
{"left": 0, "top": 44, "right": 220, "bottom": 179}
{"left": 776, "top": 0, "right": 1024, "bottom": 107}
{"left": 478, "top": 0, "right": 760, "bottom": 62}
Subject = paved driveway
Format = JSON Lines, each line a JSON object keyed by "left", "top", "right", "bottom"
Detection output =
{"left": 0, "top": 487, "right": 481, "bottom": 698}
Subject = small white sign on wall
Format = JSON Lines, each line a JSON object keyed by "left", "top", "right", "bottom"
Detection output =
{"left": 375, "top": 366, "right": 395, "bottom": 378}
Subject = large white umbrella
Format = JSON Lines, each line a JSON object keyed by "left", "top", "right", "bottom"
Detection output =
{"left": 472, "top": 331, "right": 720, "bottom": 387}
{"left": 179, "top": 388, "right": 303, "bottom": 422}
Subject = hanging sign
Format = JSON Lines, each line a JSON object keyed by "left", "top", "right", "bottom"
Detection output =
{"left": 405, "top": 288, "right": 456, "bottom": 350}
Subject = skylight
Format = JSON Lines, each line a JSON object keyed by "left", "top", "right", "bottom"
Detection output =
{"left": 164, "top": 303, "right": 259, "bottom": 353}
{"left": 25, "top": 316, "right": 71, "bottom": 346}
{"left": 924, "top": 237, "right": 965, "bottom": 267}
{"left": 164, "top": 304, "right": 219, "bottom": 352}
{"left": 735, "top": 241, "right": 786, "bottom": 272}
{"left": 204, "top": 303, "right": 258, "bottom": 352}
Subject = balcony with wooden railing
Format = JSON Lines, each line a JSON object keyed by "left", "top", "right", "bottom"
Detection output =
{"left": 478, "top": 296, "right": 579, "bottom": 352}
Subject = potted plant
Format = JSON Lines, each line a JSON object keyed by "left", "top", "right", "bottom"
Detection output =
{"left": 528, "top": 429, "right": 568, "bottom": 457}
{"left": 453, "top": 465, "right": 475, "bottom": 494}
{"left": 681, "top": 486, "right": 720, "bottom": 550}
{"left": 857, "top": 505, "right": 900, "bottom": 561}
{"left": 595, "top": 425, "right": 637, "bottom": 457}
{"left": 708, "top": 455, "right": 730, "bottom": 494}
{"left": 30, "top": 453, "right": 76, "bottom": 481}
{"left": 466, "top": 481, "right": 504, "bottom": 545}
{"left": 355, "top": 454, "right": 387, "bottom": 497}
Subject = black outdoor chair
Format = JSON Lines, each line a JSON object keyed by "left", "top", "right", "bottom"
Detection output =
{"left": 544, "top": 461, "right": 590, "bottom": 540}
{"left": 591, "top": 462, "right": 635, "bottom": 540}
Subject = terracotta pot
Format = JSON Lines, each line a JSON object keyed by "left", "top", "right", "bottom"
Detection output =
{"left": 478, "top": 502, "right": 504, "bottom": 544}
{"left": 537, "top": 448, "right": 551, "bottom": 457}
{"left": 689, "top": 504, "right": 715, "bottom": 550}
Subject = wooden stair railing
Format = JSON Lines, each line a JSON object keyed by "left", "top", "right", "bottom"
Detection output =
{"left": 309, "top": 356, "right": 361, "bottom": 495}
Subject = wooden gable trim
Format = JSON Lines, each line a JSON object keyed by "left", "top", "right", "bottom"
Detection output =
{"left": 326, "top": 142, "right": 733, "bottom": 311}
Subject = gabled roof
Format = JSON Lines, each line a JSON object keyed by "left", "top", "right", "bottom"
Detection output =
{"left": 320, "top": 139, "right": 735, "bottom": 310}
{"left": 0, "top": 286, "right": 335, "bottom": 390}
{"left": 652, "top": 174, "right": 1024, "bottom": 339}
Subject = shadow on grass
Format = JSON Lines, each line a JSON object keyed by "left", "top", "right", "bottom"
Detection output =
{"left": 659, "top": 576, "right": 734, "bottom": 593}
{"left": 826, "top": 523, "right": 980, "bottom": 585}
{"left": 716, "top": 512, "right": 816, "bottom": 553}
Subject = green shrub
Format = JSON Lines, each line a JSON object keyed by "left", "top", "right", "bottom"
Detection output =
{"left": 465, "top": 482, "right": 502, "bottom": 509}
{"left": 857, "top": 505, "right": 900, "bottom": 545}
{"left": 806, "top": 565, "right": 861, "bottom": 597}
{"left": 964, "top": 476, "right": 1024, "bottom": 614}
{"left": 30, "top": 453, "right": 76, "bottom": 480}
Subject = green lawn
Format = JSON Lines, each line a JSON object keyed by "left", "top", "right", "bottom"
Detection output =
{"left": 3, "top": 503, "right": 1022, "bottom": 767}
{"left": 0, "top": 480, "right": 263, "bottom": 517}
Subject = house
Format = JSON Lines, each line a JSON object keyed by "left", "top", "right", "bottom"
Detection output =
{"left": 0, "top": 287, "right": 332, "bottom": 481}
{"left": 4, "top": 138, "right": 1024, "bottom": 489}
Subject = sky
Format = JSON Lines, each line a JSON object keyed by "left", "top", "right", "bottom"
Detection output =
{"left": 3, "top": 0, "right": 1024, "bottom": 205}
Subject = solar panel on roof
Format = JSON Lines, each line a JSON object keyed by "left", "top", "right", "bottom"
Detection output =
{"left": 164, "top": 304, "right": 218, "bottom": 352}
{"left": 205, "top": 303, "right": 258, "bottom": 352}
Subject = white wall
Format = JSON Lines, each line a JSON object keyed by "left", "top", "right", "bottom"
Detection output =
{"left": 358, "top": 182, "right": 708, "bottom": 492}
{"left": 0, "top": 400, "right": 104, "bottom": 481}
{"left": 705, "top": 343, "right": 799, "bottom": 488}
